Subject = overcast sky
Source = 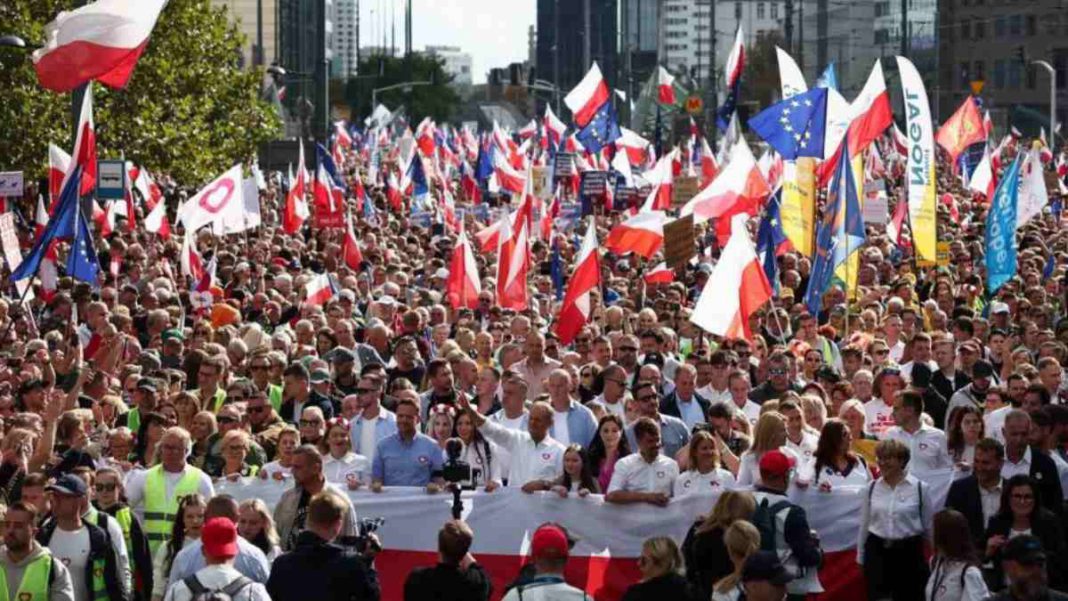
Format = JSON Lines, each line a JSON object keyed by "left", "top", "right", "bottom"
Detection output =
{"left": 358, "top": 0, "right": 536, "bottom": 84}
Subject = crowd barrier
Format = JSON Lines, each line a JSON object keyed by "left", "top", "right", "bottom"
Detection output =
{"left": 216, "top": 467, "right": 956, "bottom": 601}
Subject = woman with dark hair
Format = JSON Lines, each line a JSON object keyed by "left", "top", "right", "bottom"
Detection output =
{"left": 132, "top": 411, "right": 168, "bottom": 467}
{"left": 453, "top": 410, "right": 501, "bottom": 491}
{"left": 927, "top": 509, "right": 989, "bottom": 601}
{"left": 946, "top": 405, "right": 984, "bottom": 478}
{"left": 982, "top": 474, "right": 1067, "bottom": 590}
{"left": 681, "top": 490, "right": 757, "bottom": 601}
{"left": 551, "top": 444, "right": 600, "bottom": 497}
{"left": 587, "top": 414, "right": 630, "bottom": 492}
{"left": 150, "top": 493, "right": 206, "bottom": 601}
{"left": 801, "top": 419, "right": 870, "bottom": 489}
{"left": 577, "top": 364, "right": 603, "bottom": 404}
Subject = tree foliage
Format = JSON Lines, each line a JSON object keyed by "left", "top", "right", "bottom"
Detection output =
{"left": 744, "top": 31, "right": 787, "bottom": 111}
{"left": 344, "top": 53, "right": 461, "bottom": 124}
{"left": 0, "top": 0, "right": 280, "bottom": 185}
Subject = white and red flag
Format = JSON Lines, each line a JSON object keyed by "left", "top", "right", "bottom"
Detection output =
{"left": 446, "top": 232, "right": 481, "bottom": 310}
{"left": 32, "top": 0, "right": 166, "bottom": 92}
{"left": 305, "top": 273, "right": 338, "bottom": 307}
{"left": 342, "top": 214, "right": 363, "bottom": 270}
{"left": 657, "top": 66, "right": 676, "bottom": 105}
{"left": 563, "top": 62, "right": 611, "bottom": 128}
{"left": 555, "top": 220, "right": 601, "bottom": 345}
{"left": 681, "top": 139, "right": 770, "bottom": 244}
{"left": 48, "top": 144, "right": 71, "bottom": 211}
{"left": 690, "top": 215, "right": 772, "bottom": 340}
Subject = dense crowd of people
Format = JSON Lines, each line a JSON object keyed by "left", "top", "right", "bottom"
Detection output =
{"left": 0, "top": 119, "right": 1064, "bottom": 601}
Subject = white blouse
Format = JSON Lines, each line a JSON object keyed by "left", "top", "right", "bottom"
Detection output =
{"left": 674, "top": 468, "right": 737, "bottom": 498}
{"left": 925, "top": 558, "right": 989, "bottom": 601}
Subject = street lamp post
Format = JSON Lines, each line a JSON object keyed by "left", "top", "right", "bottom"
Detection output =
{"left": 371, "top": 80, "right": 432, "bottom": 110}
{"left": 1032, "top": 60, "right": 1057, "bottom": 143}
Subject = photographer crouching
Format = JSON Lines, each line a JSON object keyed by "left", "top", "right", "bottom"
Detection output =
{"left": 267, "top": 492, "right": 381, "bottom": 601}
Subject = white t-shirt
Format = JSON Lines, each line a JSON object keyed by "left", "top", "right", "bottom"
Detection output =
{"left": 259, "top": 461, "right": 292, "bottom": 481}
{"left": 607, "top": 453, "right": 679, "bottom": 496}
{"left": 785, "top": 431, "right": 819, "bottom": 464}
{"left": 50, "top": 526, "right": 90, "bottom": 601}
{"left": 553, "top": 411, "right": 571, "bottom": 445}
{"left": 864, "top": 398, "right": 896, "bottom": 439}
{"left": 359, "top": 419, "right": 378, "bottom": 464}
{"left": 674, "top": 468, "right": 736, "bottom": 498}
{"left": 735, "top": 447, "right": 801, "bottom": 488}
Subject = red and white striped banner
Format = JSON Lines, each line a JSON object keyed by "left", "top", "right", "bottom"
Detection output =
{"left": 218, "top": 467, "right": 956, "bottom": 601}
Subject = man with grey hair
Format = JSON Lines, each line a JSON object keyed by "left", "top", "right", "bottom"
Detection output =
{"left": 1001, "top": 409, "right": 1063, "bottom": 514}
{"left": 273, "top": 445, "right": 358, "bottom": 550}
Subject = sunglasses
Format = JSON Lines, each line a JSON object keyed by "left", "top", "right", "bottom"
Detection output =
{"left": 217, "top": 416, "right": 239, "bottom": 424}
{"left": 769, "top": 368, "right": 787, "bottom": 376}
{"left": 300, "top": 419, "right": 323, "bottom": 427}
{"left": 94, "top": 483, "right": 117, "bottom": 493}
{"left": 356, "top": 388, "right": 377, "bottom": 394}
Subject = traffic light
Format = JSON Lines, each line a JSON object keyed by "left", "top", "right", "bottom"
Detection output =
{"left": 509, "top": 64, "right": 522, "bottom": 86}
{"left": 1015, "top": 46, "right": 1026, "bottom": 64}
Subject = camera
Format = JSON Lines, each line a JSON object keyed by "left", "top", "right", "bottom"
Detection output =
{"left": 442, "top": 438, "right": 480, "bottom": 520}
{"left": 342, "top": 516, "right": 385, "bottom": 555}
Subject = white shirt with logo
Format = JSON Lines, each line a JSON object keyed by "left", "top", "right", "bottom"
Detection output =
{"left": 607, "top": 453, "right": 679, "bottom": 496}
{"left": 674, "top": 468, "right": 737, "bottom": 498}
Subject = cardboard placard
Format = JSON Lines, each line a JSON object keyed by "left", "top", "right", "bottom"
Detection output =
{"left": 0, "top": 172, "right": 23, "bottom": 197}
{"left": 672, "top": 176, "right": 700, "bottom": 207}
{"left": 862, "top": 180, "right": 888, "bottom": 224}
{"left": 663, "top": 214, "right": 695, "bottom": 270}
{"left": 553, "top": 153, "right": 575, "bottom": 178}
{"left": 580, "top": 171, "right": 608, "bottom": 197}
{"left": 532, "top": 166, "right": 551, "bottom": 200}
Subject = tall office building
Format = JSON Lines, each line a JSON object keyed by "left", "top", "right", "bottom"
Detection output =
{"left": 620, "top": 0, "right": 660, "bottom": 101}
{"left": 211, "top": 0, "right": 277, "bottom": 67}
{"left": 800, "top": 0, "right": 878, "bottom": 99}
{"left": 334, "top": 0, "right": 360, "bottom": 76}
{"left": 426, "top": 46, "right": 474, "bottom": 87}
{"left": 535, "top": 0, "right": 618, "bottom": 116}
{"left": 276, "top": 0, "right": 335, "bottom": 139}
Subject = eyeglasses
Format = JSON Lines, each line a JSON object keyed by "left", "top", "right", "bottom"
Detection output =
{"left": 300, "top": 419, "right": 323, "bottom": 427}
{"left": 226, "top": 395, "right": 246, "bottom": 403}
{"left": 769, "top": 368, "right": 787, "bottom": 376}
{"left": 1012, "top": 493, "right": 1035, "bottom": 501}
{"left": 94, "top": 483, "right": 117, "bottom": 493}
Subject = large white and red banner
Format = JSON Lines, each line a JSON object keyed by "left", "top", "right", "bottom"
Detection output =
{"left": 218, "top": 468, "right": 955, "bottom": 601}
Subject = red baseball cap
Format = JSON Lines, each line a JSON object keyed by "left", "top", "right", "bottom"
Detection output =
{"left": 531, "top": 525, "right": 569, "bottom": 559}
{"left": 201, "top": 518, "right": 239, "bottom": 559}
{"left": 758, "top": 449, "right": 796, "bottom": 476}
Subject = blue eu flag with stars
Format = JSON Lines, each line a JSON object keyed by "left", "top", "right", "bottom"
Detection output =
{"left": 12, "top": 166, "right": 81, "bottom": 283}
{"left": 68, "top": 197, "right": 100, "bottom": 285}
{"left": 748, "top": 88, "right": 828, "bottom": 160}
{"left": 575, "top": 102, "right": 621, "bottom": 154}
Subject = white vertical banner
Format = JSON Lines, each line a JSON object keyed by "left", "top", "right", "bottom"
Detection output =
{"left": 896, "top": 56, "right": 938, "bottom": 265}
{"left": 0, "top": 214, "right": 33, "bottom": 300}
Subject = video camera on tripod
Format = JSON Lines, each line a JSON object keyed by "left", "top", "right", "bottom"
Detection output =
{"left": 443, "top": 438, "right": 481, "bottom": 519}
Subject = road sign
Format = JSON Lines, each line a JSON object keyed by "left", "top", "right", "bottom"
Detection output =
{"left": 0, "top": 172, "right": 23, "bottom": 197}
{"left": 685, "top": 95, "right": 704, "bottom": 115}
{"left": 970, "top": 80, "right": 985, "bottom": 95}
{"left": 97, "top": 160, "right": 126, "bottom": 199}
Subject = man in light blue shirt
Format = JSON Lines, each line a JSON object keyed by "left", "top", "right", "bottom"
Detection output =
{"left": 348, "top": 375, "right": 397, "bottom": 463}
{"left": 625, "top": 382, "right": 690, "bottom": 458}
{"left": 370, "top": 398, "right": 445, "bottom": 490}
{"left": 545, "top": 369, "right": 598, "bottom": 447}
{"left": 168, "top": 495, "right": 270, "bottom": 587}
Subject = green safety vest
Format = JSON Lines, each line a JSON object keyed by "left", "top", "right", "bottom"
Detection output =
{"left": 0, "top": 552, "right": 51, "bottom": 601}
{"left": 207, "top": 389, "right": 227, "bottom": 414}
{"left": 127, "top": 408, "right": 141, "bottom": 436}
{"left": 88, "top": 556, "right": 107, "bottom": 601}
{"left": 143, "top": 466, "right": 203, "bottom": 556}
{"left": 88, "top": 507, "right": 133, "bottom": 577}
{"left": 268, "top": 384, "right": 284, "bottom": 412}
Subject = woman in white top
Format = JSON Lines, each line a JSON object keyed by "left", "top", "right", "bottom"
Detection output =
{"left": 151, "top": 494, "right": 206, "bottom": 601}
{"left": 238, "top": 499, "right": 283, "bottom": 563}
{"left": 259, "top": 427, "right": 299, "bottom": 482}
{"left": 736, "top": 412, "right": 799, "bottom": 487}
{"left": 454, "top": 411, "right": 502, "bottom": 491}
{"left": 550, "top": 444, "right": 600, "bottom": 497}
{"left": 321, "top": 417, "right": 369, "bottom": 489}
{"left": 926, "top": 509, "right": 989, "bottom": 601}
{"left": 710, "top": 521, "right": 761, "bottom": 601}
{"left": 799, "top": 419, "right": 871, "bottom": 490}
{"left": 675, "top": 431, "right": 736, "bottom": 498}
{"left": 946, "top": 406, "right": 984, "bottom": 480}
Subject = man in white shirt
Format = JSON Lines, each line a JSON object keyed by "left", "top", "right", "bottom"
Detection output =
{"left": 606, "top": 418, "right": 679, "bottom": 506}
{"left": 781, "top": 400, "right": 819, "bottom": 463}
{"left": 164, "top": 518, "right": 270, "bottom": 601}
{"left": 348, "top": 375, "right": 397, "bottom": 463}
{"left": 460, "top": 395, "right": 565, "bottom": 491}
{"left": 588, "top": 365, "right": 627, "bottom": 420}
{"left": 696, "top": 351, "right": 733, "bottom": 405}
{"left": 721, "top": 369, "right": 761, "bottom": 425}
{"left": 885, "top": 390, "right": 953, "bottom": 475}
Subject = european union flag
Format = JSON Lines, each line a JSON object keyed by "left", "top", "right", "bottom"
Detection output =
{"left": 748, "top": 88, "right": 828, "bottom": 160}
{"left": 716, "top": 80, "right": 741, "bottom": 130}
{"left": 550, "top": 237, "right": 564, "bottom": 301}
{"left": 757, "top": 188, "right": 788, "bottom": 291}
{"left": 316, "top": 143, "right": 347, "bottom": 191}
{"left": 986, "top": 155, "right": 1022, "bottom": 293}
{"left": 407, "top": 152, "right": 429, "bottom": 197}
{"left": 68, "top": 198, "right": 100, "bottom": 285}
{"left": 804, "top": 149, "right": 865, "bottom": 313}
{"left": 574, "top": 102, "right": 621, "bottom": 154}
{"left": 11, "top": 166, "right": 81, "bottom": 283}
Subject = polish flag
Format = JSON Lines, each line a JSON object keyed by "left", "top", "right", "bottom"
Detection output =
{"left": 475, "top": 217, "right": 509, "bottom": 253}
{"left": 846, "top": 60, "right": 893, "bottom": 155}
{"left": 616, "top": 128, "right": 651, "bottom": 166}
{"left": 133, "top": 166, "right": 163, "bottom": 210}
{"left": 48, "top": 144, "right": 71, "bottom": 211}
{"left": 496, "top": 211, "right": 529, "bottom": 310}
{"left": 60, "top": 85, "right": 97, "bottom": 197}
{"left": 283, "top": 142, "right": 308, "bottom": 234}
{"left": 342, "top": 214, "right": 363, "bottom": 270}
{"left": 690, "top": 215, "right": 772, "bottom": 340}
{"left": 564, "top": 62, "right": 611, "bottom": 128}
{"left": 180, "top": 230, "right": 204, "bottom": 281}
{"left": 681, "top": 139, "right": 771, "bottom": 240}
{"left": 1039, "top": 128, "right": 1054, "bottom": 164}
{"left": 647, "top": 150, "right": 676, "bottom": 210}
{"left": 657, "top": 66, "right": 677, "bottom": 105}
{"left": 305, "top": 273, "right": 338, "bottom": 307}
{"left": 891, "top": 123, "right": 909, "bottom": 157}
{"left": 968, "top": 145, "right": 996, "bottom": 200}
{"left": 606, "top": 209, "right": 666, "bottom": 259}
{"left": 643, "top": 263, "right": 675, "bottom": 284}
{"left": 35, "top": 195, "right": 49, "bottom": 237}
{"left": 544, "top": 106, "right": 567, "bottom": 149}
{"left": 32, "top": 0, "right": 166, "bottom": 92}
{"left": 699, "top": 137, "right": 719, "bottom": 185}
{"left": 983, "top": 110, "right": 994, "bottom": 139}
{"left": 555, "top": 220, "right": 601, "bottom": 345}
{"left": 415, "top": 117, "right": 436, "bottom": 156}
{"left": 517, "top": 119, "right": 538, "bottom": 140}
{"left": 447, "top": 232, "right": 481, "bottom": 310}
{"left": 143, "top": 196, "right": 170, "bottom": 239}
{"left": 493, "top": 152, "right": 526, "bottom": 195}
{"left": 886, "top": 198, "right": 909, "bottom": 247}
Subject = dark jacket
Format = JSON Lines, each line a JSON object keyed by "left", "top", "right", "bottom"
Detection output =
{"left": 266, "top": 530, "right": 379, "bottom": 601}
{"left": 748, "top": 381, "right": 801, "bottom": 405}
{"left": 1020, "top": 447, "right": 1064, "bottom": 516}
{"left": 681, "top": 522, "right": 731, "bottom": 601}
{"left": 983, "top": 510, "right": 1067, "bottom": 591}
{"left": 921, "top": 387, "right": 949, "bottom": 430}
{"left": 945, "top": 474, "right": 990, "bottom": 550}
{"left": 658, "top": 391, "right": 711, "bottom": 423}
{"left": 403, "top": 562, "right": 491, "bottom": 601}
{"left": 279, "top": 391, "right": 335, "bottom": 424}
{"left": 621, "top": 573, "right": 693, "bottom": 601}
{"left": 38, "top": 516, "right": 130, "bottom": 601}
{"left": 932, "top": 370, "right": 970, "bottom": 405}
{"left": 98, "top": 503, "right": 153, "bottom": 601}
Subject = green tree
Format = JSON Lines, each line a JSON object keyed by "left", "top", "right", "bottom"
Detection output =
{"left": 744, "top": 31, "right": 787, "bottom": 111}
{"left": 0, "top": 0, "right": 280, "bottom": 185}
{"left": 344, "top": 53, "right": 461, "bottom": 124}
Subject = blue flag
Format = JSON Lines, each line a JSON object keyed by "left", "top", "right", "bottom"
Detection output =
{"left": 550, "top": 238, "right": 564, "bottom": 301}
{"left": 11, "top": 166, "right": 82, "bottom": 282}
{"left": 315, "top": 143, "right": 347, "bottom": 190}
{"left": 748, "top": 88, "right": 828, "bottom": 160}
{"left": 68, "top": 199, "right": 100, "bottom": 285}
{"left": 475, "top": 139, "right": 493, "bottom": 186}
{"left": 757, "top": 188, "right": 788, "bottom": 291}
{"left": 985, "top": 155, "right": 1021, "bottom": 293}
{"left": 816, "top": 63, "right": 838, "bottom": 90}
{"left": 407, "top": 151, "right": 429, "bottom": 198}
{"left": 1043, "top": 253, "right": 1056, "bottom": 280}
{"left": 716, "top": 80, "right": 741, "bottom": 130}
{"left": 804, "top": 149, "right": 866, "bottom": 314}
{"left": 574, "top": 102, "right": 621, "bottom": 154}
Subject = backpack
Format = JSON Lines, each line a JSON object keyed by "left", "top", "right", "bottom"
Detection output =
{"left": 183, "top": 574, "right": 253, "bottom": 601}
{"left": 751, "top": 497, "right": 792, "bottom": 553}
